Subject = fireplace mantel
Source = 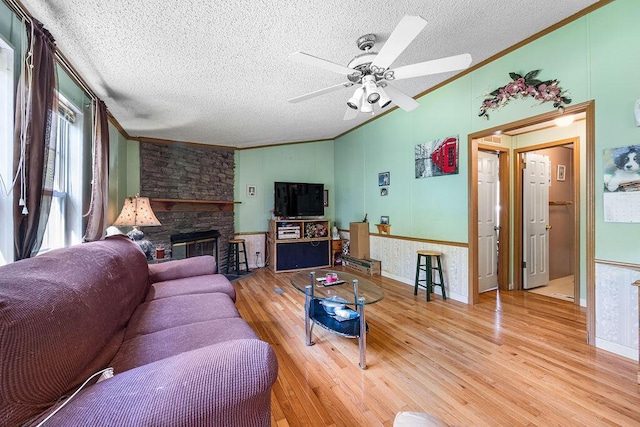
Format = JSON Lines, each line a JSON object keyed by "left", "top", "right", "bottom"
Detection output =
{"left": 150, "top": 198, "right": 240, "bottom": 212}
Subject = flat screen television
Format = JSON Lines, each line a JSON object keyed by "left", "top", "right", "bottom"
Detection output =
{"left": 274, "top": 182, "right": 324, "bottom": 217}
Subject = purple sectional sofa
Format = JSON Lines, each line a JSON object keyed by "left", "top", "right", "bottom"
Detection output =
{"left": 0, "top": 235, "right": 278, "bottom": 426}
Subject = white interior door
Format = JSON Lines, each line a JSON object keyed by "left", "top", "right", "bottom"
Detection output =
{"left": 478, "top": 151, "right": 499, "bottom": 293}
{"left": 523, "top": 153, "right": 550, "bottom": 290}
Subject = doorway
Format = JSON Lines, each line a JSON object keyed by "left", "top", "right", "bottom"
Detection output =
{"left": 477, "top": 145, "right": 510, "bottom": 293}
{"left": 468, "top": 101, "right": 595, "bottom": 345}
{"left": 515, "top": 140, "right": 579, "bottom": 301}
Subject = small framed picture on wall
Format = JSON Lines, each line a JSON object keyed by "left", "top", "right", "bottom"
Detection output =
{"left": 378, "top": 172, "right": 390, "bottom": 186}
{"left": 557, "top": 165, "right": 566, "bottom": 182}
{"left": 247, "top": 185, "right": 256, "bottom": 197}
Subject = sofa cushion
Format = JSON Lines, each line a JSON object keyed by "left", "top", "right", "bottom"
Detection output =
{"left": 148, "top": 255, "right": 217, "bottom": 283}
{"left": 110, "top": 318, "right": 259, "bottom": 373}
{"left": 0, "top": 235, "right": 148, "bottom": 427}
{"left": 30, "top": 340, "right": 278, "bottom": 427}
{"left": 125, "top": 293, "right": 240, "bottom": 340}
{"left": 145, "top": 274, "right": 236, "bottom": 302}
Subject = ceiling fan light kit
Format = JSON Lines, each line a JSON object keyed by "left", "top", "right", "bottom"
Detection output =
{"left": 377, "top": 86, "right": 392, "bottom": 109}
{"left": 289, "top": 15, "right": 473, "bottom": 121}
{"left": 362, "top": 75, "right": 380, "bottom": 104}
{"left": 361, "top": 101, "right": 374, "bottom": 114}
{"left": 347, "top": 87, "right": 365, "bottom": 110}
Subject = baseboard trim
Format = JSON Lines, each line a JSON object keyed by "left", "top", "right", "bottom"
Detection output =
{"left": 595, "top": 338, "right": 637, "bottom": 361}
{"left": 382, "top": 271, "right": 468, "bottom": 304}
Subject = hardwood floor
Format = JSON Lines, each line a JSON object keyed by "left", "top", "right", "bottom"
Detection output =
{"left": 233, "top": 267, "right": 639, "bottom": 426}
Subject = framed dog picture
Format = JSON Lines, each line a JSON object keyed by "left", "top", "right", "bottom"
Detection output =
{"left": 603, "top": 145, "right": 640, "bottom": 223}
{"left": 603, "top": 145, "right": 640, "bottom": 192}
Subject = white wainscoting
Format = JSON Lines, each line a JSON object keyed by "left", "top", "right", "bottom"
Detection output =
{"left": 234, "top": 233, "right": 266, "bottom": 268}
{"left": 595, "top": 262, "right": 639, "bottom": 360}
{"left": 341, "top": 231, "right": 469, "bottom": 304}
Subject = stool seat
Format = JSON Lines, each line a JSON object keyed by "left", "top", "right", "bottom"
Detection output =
{"left": 414, "top": 250, "right": 446, "bottom": 301}
{"left": 417, "top": 250, "right": 441, "bottom": 256}
{"left": 224, "top": 239, "right": 249, "bottom": 275}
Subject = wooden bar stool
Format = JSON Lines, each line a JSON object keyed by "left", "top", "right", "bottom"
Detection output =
{"left": 414, "top": 250, "right": 446, "bottom": 301}
{"left": 224, "top": 239, "right": 249, "bottom": 274}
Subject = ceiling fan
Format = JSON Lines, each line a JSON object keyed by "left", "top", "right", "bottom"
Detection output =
{"left": 288, "top": 15, "right": 472, "bottom": 120}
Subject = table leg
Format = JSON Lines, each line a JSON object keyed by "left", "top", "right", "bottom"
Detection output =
{"left": 304, "top": 285, "right": 315, "bottom": 346}
{"left": 358, "top": 296, "right": 366, "bottom": 369}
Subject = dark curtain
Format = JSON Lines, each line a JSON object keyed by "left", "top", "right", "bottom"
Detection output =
{"left": 83, "top": 99, "right": 110, "bottom": 241}
{"left": 13, "top": 19, "right": 58, "bottom": 260}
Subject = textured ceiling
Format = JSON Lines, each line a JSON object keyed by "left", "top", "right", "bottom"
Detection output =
{"left": 18, "top": 0, "right": 600, "bottom": 148}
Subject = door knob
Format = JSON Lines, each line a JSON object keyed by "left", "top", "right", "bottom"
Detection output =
{"left": 546, "top": 225, "right": 552, "bottom": 230}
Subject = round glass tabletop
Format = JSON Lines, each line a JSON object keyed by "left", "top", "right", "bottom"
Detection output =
{"left": 290, "top": 269, "right": 385, "bottom": 305}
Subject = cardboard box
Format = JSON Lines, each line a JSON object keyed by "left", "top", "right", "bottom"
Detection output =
{"left": 349, "top": 222, "right": 370, "bottom": 259}
{"left": 342, "top": 254, "right": 381, "bottom": 276}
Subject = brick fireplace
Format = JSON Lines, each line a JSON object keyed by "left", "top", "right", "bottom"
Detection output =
{"left": 140, "top": 141, "right": 235, "bottom": 263}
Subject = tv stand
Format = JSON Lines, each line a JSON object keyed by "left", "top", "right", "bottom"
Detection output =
{"left": 268, "top": 219, "right": 331, "bottom": 273}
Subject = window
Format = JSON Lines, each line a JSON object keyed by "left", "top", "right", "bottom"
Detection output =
{"left": 0, "top": 40, "right": 14, "bottom": 265}
{"left": 38, "top": 95, "right": 84, "bottom": 253}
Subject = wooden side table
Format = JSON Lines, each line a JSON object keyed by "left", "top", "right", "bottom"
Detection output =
{"left": 375, "top": 224, "right": 391, "bottom": 235}
{"left": 331, "top": 239, "right": 343, "bottom": 266}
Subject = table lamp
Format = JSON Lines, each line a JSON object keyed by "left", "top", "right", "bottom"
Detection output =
{"left": 112, "top": 195, "right": 161, "bottom": 259}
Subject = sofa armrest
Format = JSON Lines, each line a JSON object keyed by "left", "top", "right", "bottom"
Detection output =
{"left": 148, "top": 255, "right": 218, "bottom": 283}
{"left": 33, "top": 339, "right": 278, "bottom": 427}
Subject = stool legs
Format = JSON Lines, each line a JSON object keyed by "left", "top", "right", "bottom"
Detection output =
{"left": 414, "top": 254, "right": 422, "bottom": 296}
{"left": 225, "top": 240, "right": 250, "bottom": 275}
{"left": 224, "top": 243, "right": 233, "bottom": 274}
{"left": 414, "top": 252, "right": 446, "bottom": 301}
{"left": 233, "top": 243, "right": 240, "bottom": 273}
{"left": 238, "top": 241, "right": 249, "bottom": 272}
{"left": 436, "top": 255, "right": 446, "bottom": 300}
{"left": 425, "top": 255, "right": 433, "bottom": 302}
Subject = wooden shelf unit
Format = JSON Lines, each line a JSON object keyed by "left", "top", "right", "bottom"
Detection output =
{"left": 150, "top": 198, "right": 240, "bottom": 212}
{"left": 268, "top": 219, "right": 331, "bottom": 273}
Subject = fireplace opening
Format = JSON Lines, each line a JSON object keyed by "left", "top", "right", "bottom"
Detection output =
{"left": 170, "top": 230, "right": 220, "bottom": 263}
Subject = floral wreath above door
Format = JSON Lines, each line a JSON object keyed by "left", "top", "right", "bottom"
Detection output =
{"left": 479, "top": 70, "right": 571, "bottom": 120}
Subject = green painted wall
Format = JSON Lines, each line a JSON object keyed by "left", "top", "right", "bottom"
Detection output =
{"left": 107, "top": 124, "right": 139, "bottom": 223}
{"left": 335, "top": 77, "right": 472, "bottom": 241}
{"left": 589, "top": 0, "right": 639, "bottom": 263}
{"left": 235, "top": 140, "right": 335, "bottom": 232}
{"left": 331, "top": 0, "right": 639, "bottom": 264}
{"left": 0, "top": 1, "right": 23, "bottom": 84}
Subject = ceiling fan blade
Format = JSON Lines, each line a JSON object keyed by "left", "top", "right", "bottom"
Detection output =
{"left": 371, "top": 15, "right": 427, "bottom": 70}
{"left": 288, "top": 82, "right": 353, "bottom": 103}
{"left": 290, "top": 52, "right": 362, "bottom": 76}
{"left": 391, "top": 53, "right": 473, "bottom": 80}
{"left": 343, "top": 107, "right": 359, "bottom": 121}
{"left": 383, "top": 83, "right": 420, "bottom": 111}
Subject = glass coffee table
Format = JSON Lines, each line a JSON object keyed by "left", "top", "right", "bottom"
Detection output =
{"left": 290, "top": 269, "right": 384, "bottom": 369}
